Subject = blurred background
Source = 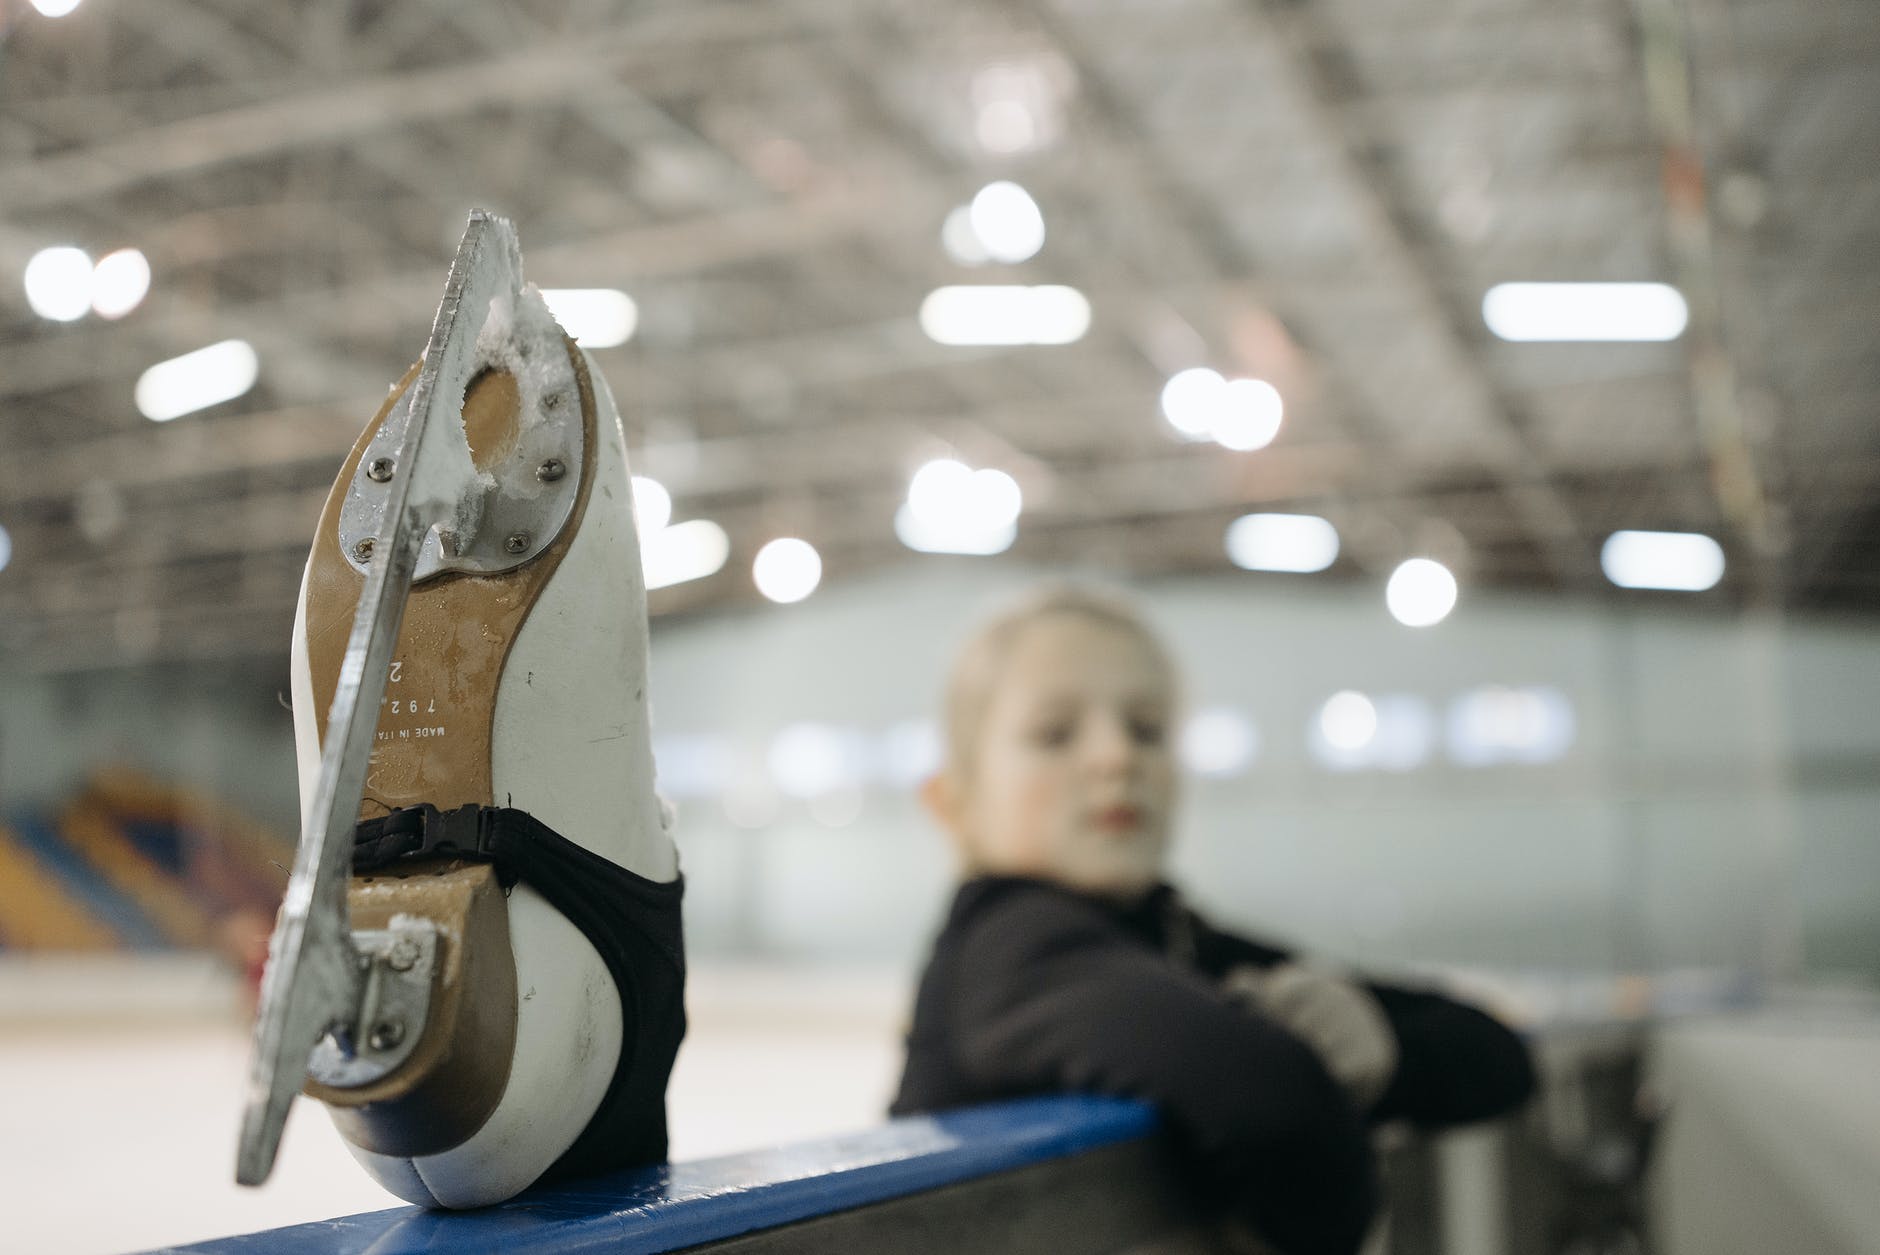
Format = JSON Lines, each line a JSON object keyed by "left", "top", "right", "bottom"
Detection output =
{"left": 0, "top": 0, "right": 1876, "bottom": 1251}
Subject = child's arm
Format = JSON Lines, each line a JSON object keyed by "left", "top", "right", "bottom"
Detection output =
{"left": 1185, "top": 905, "right": 1536, "bottom": 1128}
{"left": 949, "top": 885, "right": 1378, "bottom": 1255}
{"left": 1362, "top": 982, "right": 1537, "bottom": 1127}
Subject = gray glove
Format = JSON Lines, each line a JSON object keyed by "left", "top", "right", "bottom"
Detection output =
{"left": 1223, "top": 962, "right": 1399, "bottom": 1110}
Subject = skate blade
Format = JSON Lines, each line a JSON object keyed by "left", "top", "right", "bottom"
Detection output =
{"left": 239, "top": 211, "right": 539, "bottom": 1187}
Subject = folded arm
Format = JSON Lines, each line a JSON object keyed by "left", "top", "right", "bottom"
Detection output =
{"left": 950, "top": 892, "right": 1379, "bottom": 1255}
{"left": 1364, "top": 983, "right": 1537, "bottom": 1127}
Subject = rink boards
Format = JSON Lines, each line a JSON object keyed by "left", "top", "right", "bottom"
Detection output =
{"left": 145, "top": 1095, "right": 1192, "bottom": 1254}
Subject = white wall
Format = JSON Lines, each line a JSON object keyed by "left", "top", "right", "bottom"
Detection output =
{"left": 0, "top": 658, "right": 301, "bottom": 824}
{"left": 3, "top": 561, "right": 1876, "bottom": 982}
{"left": 644, "top": 563, "right": 1880, "bottom": 982}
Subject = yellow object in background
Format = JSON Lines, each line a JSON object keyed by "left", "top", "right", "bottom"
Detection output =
{"left": 57, "top": 803, "right": 210, "bottom": 949}
{"left": 0, "top": 824, "right": 120, "bottom": 951}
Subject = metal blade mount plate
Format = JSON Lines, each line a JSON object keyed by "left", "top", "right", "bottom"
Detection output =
{"left": 337, "top": 291, "right": 585, "bottom": 582}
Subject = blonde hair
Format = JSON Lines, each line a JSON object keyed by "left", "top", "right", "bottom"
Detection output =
{"left": 939, "top": 582, "right": 1178, "bottom": 782}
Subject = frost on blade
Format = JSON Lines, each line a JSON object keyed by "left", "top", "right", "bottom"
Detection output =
{"left": 400, "top": 215, "right": 523, "bottom": 530}
{"left": 472, "top": 285, "right": 572, "bottom": 437}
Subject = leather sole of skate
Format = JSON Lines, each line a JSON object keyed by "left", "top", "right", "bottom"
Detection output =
{"left": 289, "top": 328, "right": 679, "bottom": 1206}
{"left": 297, "top": 355, "right": 593, "bottom": 1156}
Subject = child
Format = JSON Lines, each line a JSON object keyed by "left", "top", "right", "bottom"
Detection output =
{"left": 893, "top": 585, "right": 1534, "bottom": 1255}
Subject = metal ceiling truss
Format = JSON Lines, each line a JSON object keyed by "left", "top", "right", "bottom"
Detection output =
{"left": 0, "top": 0, "right": 1875, "bottom": 670}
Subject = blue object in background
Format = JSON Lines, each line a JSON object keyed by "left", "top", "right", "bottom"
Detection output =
{"left": 4, "top": 812, "right": 167, "bottom": 949}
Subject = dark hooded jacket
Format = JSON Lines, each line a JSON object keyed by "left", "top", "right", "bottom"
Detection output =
{"left": 892, "top": 876, "right": 1536, "bottom": 1255}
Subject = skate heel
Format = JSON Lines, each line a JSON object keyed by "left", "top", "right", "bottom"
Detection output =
{"left": 297, "top": 860, "right": 512, "bottom": 1157}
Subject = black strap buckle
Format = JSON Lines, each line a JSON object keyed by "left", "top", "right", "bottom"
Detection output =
{"left": 353, "top": 802, "right": 497, "bottom": 871}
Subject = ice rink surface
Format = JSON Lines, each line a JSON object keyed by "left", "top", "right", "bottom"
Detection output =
{"left": 0, "top": 958, "right": 909, "bottom": 1255}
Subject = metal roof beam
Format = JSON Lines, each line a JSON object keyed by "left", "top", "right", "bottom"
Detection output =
{"left": 1237, "top": 0, "right": 1595, "bottom": 590}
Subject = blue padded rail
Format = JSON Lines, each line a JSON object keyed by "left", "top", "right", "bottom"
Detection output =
{"left": 152, "top": 1094, "right": 1159, "bottom": 1255}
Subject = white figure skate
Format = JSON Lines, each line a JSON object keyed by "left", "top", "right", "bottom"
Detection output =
{"left": 237, "top": 212, "right": 683, "bottom": 1208}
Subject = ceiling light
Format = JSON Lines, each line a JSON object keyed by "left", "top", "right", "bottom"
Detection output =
{"left": 1225, "top": 513, "right": 1340, "bottom": 573}
{"left": 631, "top": 475, "right": 672, "bottom": 535}
{"left": 1446, "top": 686, "right": 1577, "bottom": 767}
{"left": 1180, "top": 708, "right": 1259, "bottom": 778}
{"left": 1482, "top": 282, "right": 1688, "bottom": 342}
{"left": 1386, "top": 558, "right": 1458, "bottom": 627}
{"left": 941, "top": 206, "right": 991, "bottom": 266}
{"left": 23, "top": 246, "right": 93, "bottom": 322}
{"left": 1319, "top": 691, "right": 1378, "bottom": 752}
{"left": 753, "top": 537, "right": 822, "bottom": 604}
{"left": 975, "top": 99, "right": 1040, "bottom": 154}
{"left": 1312, "top": 691, "right": 1436, "bottom": 772}
{"left": 640, "top": 518, "right": 728, "bottom": 590}
{"left": 896, "top": 508, "right": 1016, "bottom": 556}
{"left": 539, "top": 288, "right": 638, "bottom": 348}
{"left": 918, "top": 285, "right": 1089, "bottom": 346}
{"left": 1160, "top": 369, "right": 1284, "bottom": 449}
{"left": 91, "top": 248, "right": 150, "bottom": 320}
{"left": 1600, "top": 529, "right": 1725, "bottom": 591}
{"left": 907, "top": 458, "right": 1022, "bottom": 530}
{"left": 1210, "top": 378, "right": 1284, "bottom": 451}
{"left": 1160, "top": 367, "right": 1222, "bottom": 441}
{"left": 897, "top": 458, "right": 1021, "bottom": 555}
{"left": 905, "top": 459, "right": 967, "bottom": 521}
{"left": 768, "top": 722, "right": 867, "bottom": 800}
{"left": 968, "top": 181, "right": 1045, "bottom": 263}
{"left": 135, "top": 339, "right": 259, "bottom": 421}
{"left": 970, "top": 60, "right": 1066, "bottom": 157}
{"left": 30, "top": 0, "right": 83, "bottom": 16}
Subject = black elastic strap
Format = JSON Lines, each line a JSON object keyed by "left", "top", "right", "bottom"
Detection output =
{"left": 353, "top": 803, "right": 686, "bottom": 1181}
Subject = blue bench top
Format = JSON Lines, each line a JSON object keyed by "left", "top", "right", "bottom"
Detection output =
{"left": 151, "top": 1095, "right": 1160, "bottom": 1254}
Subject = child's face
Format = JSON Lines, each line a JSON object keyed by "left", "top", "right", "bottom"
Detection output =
{"left": 949, "top": 613, "right": 1179, "bottom": 895}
